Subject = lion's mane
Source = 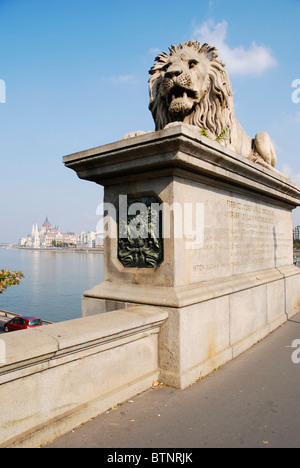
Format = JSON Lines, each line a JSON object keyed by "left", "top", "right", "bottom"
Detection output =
{"left": 149, "top": 41, "right": 234, "bottom": 143}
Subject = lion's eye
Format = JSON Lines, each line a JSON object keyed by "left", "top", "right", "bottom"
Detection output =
{"left": 188, "top": 60, "right": 198, "bottom": 69}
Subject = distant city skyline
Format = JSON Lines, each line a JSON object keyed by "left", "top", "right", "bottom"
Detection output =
{"left": 0, "top": 213, "right": 101, "bottom": 244}
{"left": 22, "top": 213, "right": 104, "bottom": 235}
{"left": 19, "top": 215, "right": 104, "bottom": 249}
{"left": 1, "top": 0, "right": 300, "bottom": 243}
{"left": 23, "top": 215, "right": 79, "bottom": 236}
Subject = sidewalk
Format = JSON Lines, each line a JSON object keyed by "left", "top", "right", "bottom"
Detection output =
{"left": 46, "top": 313, "right": 300, "bottom": 449}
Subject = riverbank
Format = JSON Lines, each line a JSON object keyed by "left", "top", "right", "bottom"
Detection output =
{"left": 5, "top": 246, "right": 104, "bottom": 254}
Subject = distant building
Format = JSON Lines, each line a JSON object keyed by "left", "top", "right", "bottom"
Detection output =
{"left": 293, "top": 226, "right": 300, "bottom": 241}
{"left": 76, "top": 231, "right": 99, "bottom": 248}
{"left": 95, "top": 232, "right": 104, "bottom": 247}
{"left": 76, "top": 231, "right": 105, "bottom": 249}
{"left": 19, "top": 217, "right": 104, "bottom": 249}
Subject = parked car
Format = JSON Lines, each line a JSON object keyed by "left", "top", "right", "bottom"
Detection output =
{"left": 4, "top": 316, "right": 43, "bottom": 332}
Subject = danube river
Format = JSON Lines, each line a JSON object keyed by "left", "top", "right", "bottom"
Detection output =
{"left": 0, "top": 248, "right": 104, "bottom": 323}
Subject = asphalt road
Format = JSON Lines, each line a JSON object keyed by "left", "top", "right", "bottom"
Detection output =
{"left": 45, "top": 312, "right": 300, "bottom": 449}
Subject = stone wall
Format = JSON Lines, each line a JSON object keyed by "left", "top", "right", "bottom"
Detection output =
{"left": 0, "top": 306, "right": 168, "bottom": 448}
{"left": 158, "top": 265, "right": 300, "bottom": 388}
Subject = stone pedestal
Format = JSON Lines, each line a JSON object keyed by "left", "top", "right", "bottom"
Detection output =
{"left": 64, "top": 124, "right": 300, "bottom": 388}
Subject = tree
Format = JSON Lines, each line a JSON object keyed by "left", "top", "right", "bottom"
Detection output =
{"left": 0, "top": 269, "right": 24, "bottom": 294}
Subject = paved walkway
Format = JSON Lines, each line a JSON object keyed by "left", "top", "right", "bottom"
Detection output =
{"left": 46, "top": 313, "right": 300, "bottom": 449}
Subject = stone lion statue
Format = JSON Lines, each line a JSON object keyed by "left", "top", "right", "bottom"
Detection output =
{"left": 126, "top": 41, "right": 277, "bottom": 169}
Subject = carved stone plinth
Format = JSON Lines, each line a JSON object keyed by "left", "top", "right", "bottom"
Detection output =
{"left": 64, "top": 124, "right": 300, "bottom": 388}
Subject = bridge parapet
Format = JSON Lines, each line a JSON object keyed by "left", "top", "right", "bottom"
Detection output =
{"left": 0, "top": 306, "right": 168, "bottom": 448}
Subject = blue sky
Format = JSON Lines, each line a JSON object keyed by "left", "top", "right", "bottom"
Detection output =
{"left": 1, "top": 0, "right": 300, "bottom": 242}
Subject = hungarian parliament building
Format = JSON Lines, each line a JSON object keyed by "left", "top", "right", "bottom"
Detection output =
{"left": 19, "top": 217, "right": 104, "bottom": 249}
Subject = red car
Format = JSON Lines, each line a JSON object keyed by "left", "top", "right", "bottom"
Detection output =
{"left": 4, "top": 316, "right": 43, "bottom": 332}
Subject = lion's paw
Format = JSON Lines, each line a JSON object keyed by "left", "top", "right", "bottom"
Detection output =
{"left": 164, "top": 122, "right": 195, "bottom": 131}
{"left": 254, "top": 132, "right": 277, "bottom": 168}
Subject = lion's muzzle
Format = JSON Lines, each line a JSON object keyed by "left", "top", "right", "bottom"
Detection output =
{"left": 162, "top": 75, "right": 198, "bottom": 116}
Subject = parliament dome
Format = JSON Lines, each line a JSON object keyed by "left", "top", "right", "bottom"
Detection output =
{"left": 42, "top": 217, "right": 51, "bottom": 230}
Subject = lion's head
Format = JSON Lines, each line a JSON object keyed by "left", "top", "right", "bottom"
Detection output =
{"left": 149, "top": 41, "right": 234, "bottom": 141}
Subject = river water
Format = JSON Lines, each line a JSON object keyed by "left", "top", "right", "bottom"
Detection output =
{"left": 2, "top": 247, "right": 299, "bottom": 324}
{"left": 0, "top": 248, "right": 104, "bottom": 323}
